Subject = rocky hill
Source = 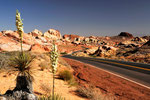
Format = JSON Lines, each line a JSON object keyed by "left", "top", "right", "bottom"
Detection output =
{"left": 0, "top": 30, "right": 149, "bottom": 63}
{"left": 0, "top": 29, "right": 62, "bottom": 52}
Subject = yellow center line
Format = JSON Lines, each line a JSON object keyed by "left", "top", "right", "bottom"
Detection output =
{"left": 85, "top": 58, "right": 150, "bottom": 71}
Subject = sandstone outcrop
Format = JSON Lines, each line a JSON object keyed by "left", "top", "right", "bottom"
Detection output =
{"left": 141, "top": 40, "right": 150, "bottom": 49}
{"left": 44, "top": 29, "right": 61, "bottom": 40}
{"left": 84, "top": 47, "right": 98, "bottom": 55}
{"left": 1, "top": 30, "right": 37, "bottom": 45}
{"left": 0, "top": 43, "right": 31, "bottom": 51}
{"left": 131, "top": 37, "right": 147, "bottom": 42}
{"left": 28, "top": 29, "right": 43, "bottom": 37}
{"left": 118, "top": 32, "right": 133, "bottom": 38}
{"left": 0, "top": 30, "right": 51, "bottom": 52}
{"left": 29, "top": 44, "right": 50, "bottom": 52}
{"left": 92, "top": 45, "right": 117, "bottom": 57}
{"left": 72, "top": 52, "right": 89, "bottom": 57}
{"left": 63, "top": 34, "right": 80, "bottom": 42}
{"left": 142, "top": 36, "right": 150, "bottom": 40}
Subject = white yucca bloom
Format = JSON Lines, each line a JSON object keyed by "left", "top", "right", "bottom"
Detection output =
{"left": 16, "top": 10, "right": 24, "bottom": 52}
{"left": 16, "top": 10, "right": 24, "bottom": 38}
{"left": 50, "top": 43, "right": 59, "bottom": 73}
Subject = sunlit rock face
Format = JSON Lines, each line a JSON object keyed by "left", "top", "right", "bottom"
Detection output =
{"left": 142, "top": 36, "right": 150, "bottom": 41}
{"left": 141, "top": 40, "right": 150, "bottom": 49}
{"left": 28, "top": 29, "right": 43, "bottom": 37}
{"left": 44, "top": 29, "right": 62, "bottom": 40}
{"left": 0, "top": 43, "right": 31, "bottom": 51}
{"left": 63, "top": 34, "right": 80, "bottom": 42}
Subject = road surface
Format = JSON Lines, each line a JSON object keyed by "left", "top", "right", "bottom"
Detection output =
{"left": 63, "top": 55, "right": 150, "bottom": 88}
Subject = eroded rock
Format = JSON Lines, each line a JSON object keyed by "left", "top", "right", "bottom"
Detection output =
{"left": 44, "top": 29, "right": 61, "bottom": 40}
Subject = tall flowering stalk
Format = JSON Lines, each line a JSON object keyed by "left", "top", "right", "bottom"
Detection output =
{"left": 16, "top": 9, "right": 24, "bottom": 52}
{"left": 50, "top": 42, "right": 59, "bottom": 99}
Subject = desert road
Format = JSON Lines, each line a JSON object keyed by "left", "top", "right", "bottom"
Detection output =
{"left": 63, "top": 55, "right": 150, "bottom": 88}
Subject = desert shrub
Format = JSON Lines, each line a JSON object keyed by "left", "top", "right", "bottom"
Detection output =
{"left": 58, "top": 70, "right": 73, "bottom": 81}
{"left": 58, "top": 57, "right": 71, "bottom": 69}
{"left": 76, "top": 86, "right": 115, "bottom": 100}
{"left": 0, "top": 51, "right": 34, "bottom": 70}
{"left": 40, "top": 83, "right": 51, "bottom": 94}
{"left": 67, "top": 77, "right": 78, "bottom": 87}
{"left": 38, "top": 93, "right": 65, "bottom": 100}
{"left": 39, "top": 61, "right": 49, "bottom": 71}
{"left": 0, "top": 53, "right": 10, "bottom": 69}
{"left": 58, "top": 70, "right": 77, "bottom": 86}
{"left": 9, "top": 52, "right": 35, "bottom": 81}
{"left": 76, "top": 86, "right": 96, "bottom": 99}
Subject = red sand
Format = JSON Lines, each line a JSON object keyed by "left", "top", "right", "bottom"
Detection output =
{"left": 63, "top": 57, "right": 150, "bottom": 100}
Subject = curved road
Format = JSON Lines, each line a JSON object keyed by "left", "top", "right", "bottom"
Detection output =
{"left": 63, "top": 55, "right": 150, "bottom": 88}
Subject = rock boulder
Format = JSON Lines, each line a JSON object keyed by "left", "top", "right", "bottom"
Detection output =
{"left": 118, "top": 32, "right": 133, "bottom": 38}
{"left": 44, "top": 29, "right": 61, "bottom": 40}
{"left": 28, "top": 29, "right": 43, "bottom": 37}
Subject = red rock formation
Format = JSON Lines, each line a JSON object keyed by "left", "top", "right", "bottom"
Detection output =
{"left": 0, "top": 30, "right": 50, "bottom": 52}
{"left": 118, "top": 32, "right": 133, "bottom": 38}
{"left": 142, "top": 36, "right": 150, "bottom": 40}
{"left": 44, "top": 29, "right": 61, "bottom": 39}
{"left": 29, "top": 44, "right": 49, "bottom": 52}
{"left": 63, "top": 34, "right": 80, "bottom": 41}
{"left": 28, "top": 29, "right": 43, "bottom": 37}
{"left": 141, "top": 40, "right": 150, "bottom": 48}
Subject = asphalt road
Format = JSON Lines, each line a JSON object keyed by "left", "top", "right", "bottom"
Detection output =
{"left": 63, "top": 55, "right": 150, "bottom": 88}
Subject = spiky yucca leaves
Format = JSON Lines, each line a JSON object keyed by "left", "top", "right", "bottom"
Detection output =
{"left": 9, "top": 52, "right": 35, "bottom": 92}
{"left": 10, "top": 52, "right": 35, "bottom": 81}
{"left": 16, "top": 9, "right": 24, "bottom": 52}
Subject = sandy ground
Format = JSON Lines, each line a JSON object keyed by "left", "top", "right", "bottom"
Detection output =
{"left": 63, "top": 57, "right": 150, "bottom": 100}
{"left": 0, "top": 56, "right": 85, "bottom": 100}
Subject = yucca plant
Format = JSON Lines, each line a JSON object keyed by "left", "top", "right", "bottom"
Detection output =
{"left": 9, "top": 10, "right": 35, "bottom": 93}
{"left": 50, "top": 42, "right": 59, "bottom": 99}
{"left": 10, "top": 52, "right": 35, "bottom": 92}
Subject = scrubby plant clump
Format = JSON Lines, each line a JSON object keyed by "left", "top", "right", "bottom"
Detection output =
{"left": 59, "top": 70, "right": 73, "bottom": 81}
{"left": 10, "top": 52, "right": 35, "bottom": 81}
{"left": 58, "top": 70, "right": 77, "bottom": 87}
{"left": 39, "top": 61, "right": 49, "bottom": 71}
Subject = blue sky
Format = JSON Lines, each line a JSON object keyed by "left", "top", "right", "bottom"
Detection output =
{"left": 0, "top": 0, "right": 150, "bottom": 36}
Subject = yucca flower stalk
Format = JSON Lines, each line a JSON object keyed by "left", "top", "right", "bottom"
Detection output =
{"left": 50, "top": 42, "right": 59, "bottom": 100}
{"left": 16, "top": 9, "right": 24, "bottom": 52}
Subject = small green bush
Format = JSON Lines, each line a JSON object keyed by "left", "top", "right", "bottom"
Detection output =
{"left": 76, "top": 86, "right": 115, "bottom": 100}
{"left": 67, "top": 78, "right": 78, "bottom": 87}
{"left": 59, "top": 70, "right": 73, "bottom": 81}
{"left": 76, "top": 86, "right": 95, "bottom": 99}
{"left": 0, "top": 53, "right": 10, "bottom": 69}
{"left": 58, "top": 70, "right": 77, "bottom": 87}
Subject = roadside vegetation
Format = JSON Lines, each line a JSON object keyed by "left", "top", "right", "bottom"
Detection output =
{"left": 0, "top": 9, "right": 120, "bottom": 100}
{"left": 58, "top": 70, "right": 77, "bottom": 87}
{"left": 76, "top": 86, "right": 115, "bottom": 100}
